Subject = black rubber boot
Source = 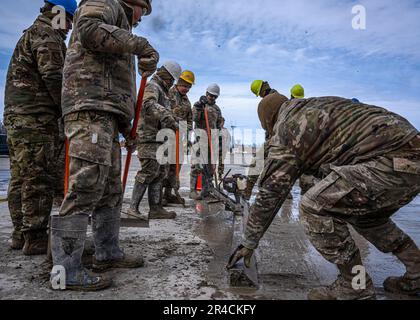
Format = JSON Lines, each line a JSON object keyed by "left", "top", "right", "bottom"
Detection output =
{"left": 23, "top": 230, "right": 48, "bottom": 256}
{"left": 162, "top": 187, "right": 171, "bottom": 206}
{"left": 164, "top": 187, "right": 185, "bottom": 205}
{"left": 308, "top": 252, "right": 376, "bottom": 300}
{"left": 384, "top": 239, "right": 420, "bottom": 296}
{"left": 10, "top": 230, "right": 24, "bottom": 250}
{"left": 126, "top": 180, "right": 147, "bottom": 220}
{"left": 50, "top": 215, "right": 112, "bottom": 291}
{"left": 92, "top": 207, "right": 144, "bottom": 272}
{"left": 148, "top": 181, "right": 176, "bottom": 219}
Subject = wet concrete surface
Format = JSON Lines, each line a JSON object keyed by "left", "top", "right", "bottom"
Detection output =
{"left": 0, "top": 156, "right": 419, "bottom": 300}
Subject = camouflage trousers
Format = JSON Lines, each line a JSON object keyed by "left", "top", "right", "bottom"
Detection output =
{"left": 300, "top": 146, "right": 420, "bottom": 266}
{"left": 5, "top": 114, "right": 59, "bottom": 236}
{"left": 59, "top": 111, "right": 122, "bottom": 217}
{"left": 299, "top": 174, "right": 319, "bottom": 195}
{"left": 53, "top": 120, "right": 66, "bottom": 203}
{"left": 163, "top": 164, "right": 181, "bottom": 190}
{"left": 190, "top": 144, "right": 216, "bottom": 194}
{"left": 135, "top": 158, "right": 168, "bottom": 186}
{"left": 53, "top": 141, "right": 65, "bottom": 202}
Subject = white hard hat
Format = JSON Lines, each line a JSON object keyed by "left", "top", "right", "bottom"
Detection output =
{"left": 162, "top": 60, "right": 182, "bottom": 81}
{"left": 206, "top": 83, "right": 220, "bottom": 97}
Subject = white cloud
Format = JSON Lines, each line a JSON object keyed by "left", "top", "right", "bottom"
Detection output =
{"left": 140, "top": 0, "right": 420, "bottom": 59}
{"left": 1, "top": 0, "right": 419, "bottom": 131}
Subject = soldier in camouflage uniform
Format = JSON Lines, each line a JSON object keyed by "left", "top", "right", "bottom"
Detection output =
{"left": 3, "top": 1, "right": 75, "bottom": 255}
{"left": 228, "top": 97, "right": 420, "bottom": 299}
{"left": 190, "top": 84, "right": 224, "bottom": 200}
{"left": 245, "top": 81, "right": 288, "bottom": 201}
{"left": 162, "top": 71, "right": 194, "bottom": 206}
{"left": 50, "top": 0, "right": 159, "bottom": 291}
{"left": 127, "top": 61, "right": 181, "bottom": 220}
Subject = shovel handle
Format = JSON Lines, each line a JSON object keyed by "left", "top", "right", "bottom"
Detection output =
{"left": 122, "top": 76, "right": 148, "bottom": 193}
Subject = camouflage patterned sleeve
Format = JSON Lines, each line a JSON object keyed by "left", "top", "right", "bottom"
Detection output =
{"left": 192, "top": 103, "right": 204, "bottom": 123}
{"left": 77, "top": 0, "right": 150, "bottom": 55}
{"left": 187, "top": 106, "right": 193, "bottom": 132}
{"left": 242, "top": 147, "right": 301, "bottom": 249}
{"left": 216, "top": 107, "right": 224, "bottom": 130}
{"left": 32, "top": 33, "right": 65, "bottom": 109}
{"left": 263, "top": 139, "right": 270, "bottom": 159}
{"left": 143, "top": 85, "right": 177, "bottom": 130}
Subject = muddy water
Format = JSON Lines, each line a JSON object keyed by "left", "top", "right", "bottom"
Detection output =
{"left": 0, "top": 156, "right": 419, "bottom": 300}
{"left": 193, "top": 201, "right": 236, "bottom": 297}
{"left": 192, "top": 168, "right": 420, "bottom": 300}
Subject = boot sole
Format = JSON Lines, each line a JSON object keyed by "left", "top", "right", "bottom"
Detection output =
{"left": 50, "top": 280, "right": 113, "bottom": 292}
{"left": 384, "top": 286, "right": 420, "bottom": 296}
{"left": 384, "top": 278, "right": 420, "bottom": 297}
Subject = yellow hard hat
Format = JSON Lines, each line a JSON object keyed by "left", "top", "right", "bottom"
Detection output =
{"left": 291, "top": 84, "right": 305, "bottom": 99}
{"left": 179, "top": 70, "right": 195, "bottom": 85}
{"left": 251, "top": 80, "right": 264, "bottom": 97}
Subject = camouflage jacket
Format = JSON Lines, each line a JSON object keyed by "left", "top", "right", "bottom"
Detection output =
{"left": 169, "top": 86, "right": 193, "bottom": 131}
{"left": 192, "top": 101, "right": 224, "bottom": 131}
{"left": 243, "top": 96, "right": 419, "bottom": 249}
{"left": 137, "top": 74, "right": 177, "bottom": 158}
{"left": 62, "top": 0, "right": 152, "bottom": 129}
{"left": 4, "top": 14, "right": 66, "bottom": 118}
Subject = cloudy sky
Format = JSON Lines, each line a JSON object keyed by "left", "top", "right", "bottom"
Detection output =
{"left": 1, "top": 0, "right": 420, "bottom": 144}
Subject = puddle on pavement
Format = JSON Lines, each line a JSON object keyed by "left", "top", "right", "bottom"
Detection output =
{"left": 193, "top": 201, "right": 235, "bottom": 295}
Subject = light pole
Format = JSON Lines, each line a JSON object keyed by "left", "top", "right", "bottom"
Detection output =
{"left": 230, "top": 125, "right": 236, "bottom": 153}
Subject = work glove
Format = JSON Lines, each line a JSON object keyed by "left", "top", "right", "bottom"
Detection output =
{"left": 226, "top": 245, "right": 254, "bottom": 269}
{"left": 161, "top": 115, "right": 179, "bottom": 132}
{"left": 138, "top": 42, "right": 159, "bottom": 78}
{"left": 124, "top": 134, "right": 139, "bottom": 154}
{"left": 171, "top": 119, "right": 179, "bottom": 132}
{"left": 199, "top": 95, "right": 208, "bottom": 106}
{"left": 194, "top": 96, "right": 207, "bottom": 115}
{"left": 120, "top": 126, "right": 139, "bottom": 154}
